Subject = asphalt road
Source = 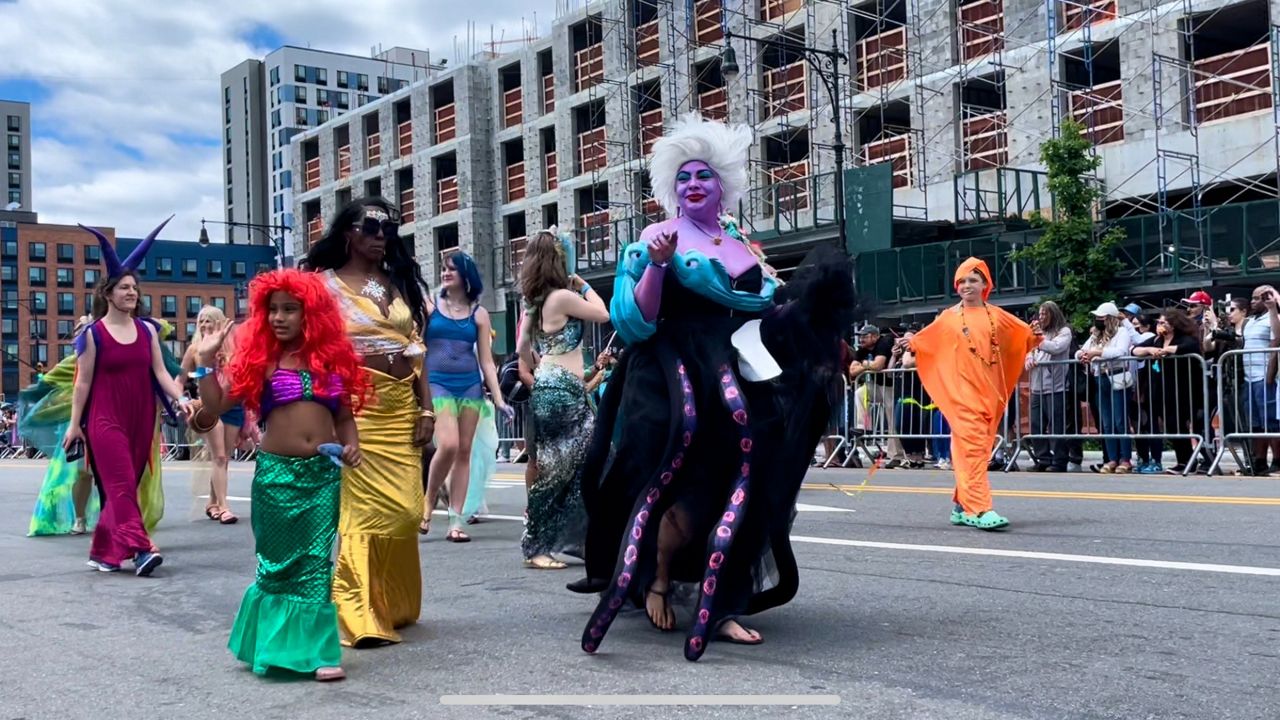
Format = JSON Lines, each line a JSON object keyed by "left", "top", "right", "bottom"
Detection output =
{"left": 0, "top": 460, "right": 1276, "bottom": 720}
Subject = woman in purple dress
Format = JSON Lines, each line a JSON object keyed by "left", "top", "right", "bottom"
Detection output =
{"left": 63, "top": 221, "right": 191, "bottom": 575}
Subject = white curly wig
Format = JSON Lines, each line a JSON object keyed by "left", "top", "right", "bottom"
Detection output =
{"left": 648, "top": 113, "right": 754, "bottom": 218}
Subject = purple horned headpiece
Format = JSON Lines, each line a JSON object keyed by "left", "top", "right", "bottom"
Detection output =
{"left": 77, "top": 215, "right": 174, "bottom": 279}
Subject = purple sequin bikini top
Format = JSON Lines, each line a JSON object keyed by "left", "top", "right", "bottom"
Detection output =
{"left": 260, "top": 368, "right": 344, "bottom": 419}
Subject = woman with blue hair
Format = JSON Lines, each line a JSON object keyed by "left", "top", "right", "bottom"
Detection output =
{"left": 422, "top": 251, "right": 512, "bottom": 542}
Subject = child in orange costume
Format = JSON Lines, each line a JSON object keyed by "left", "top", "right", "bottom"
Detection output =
{"left": 909, "top": 258, "right": 1041, "bottom": 530}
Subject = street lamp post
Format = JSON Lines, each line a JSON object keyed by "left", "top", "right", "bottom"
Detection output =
{"left": 721, "top": 28, "right": 850, "bottom": 250}
{"left": 198, "top": 219, "right": 292, "bottom": 268}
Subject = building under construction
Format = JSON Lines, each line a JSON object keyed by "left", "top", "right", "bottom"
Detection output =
{"left": 292, "top": 0, "right": 1280, "bottom": 342}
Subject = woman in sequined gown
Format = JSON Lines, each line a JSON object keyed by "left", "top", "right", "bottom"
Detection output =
{"left": 516, "top": 231, "right": 610, "bottom": 569}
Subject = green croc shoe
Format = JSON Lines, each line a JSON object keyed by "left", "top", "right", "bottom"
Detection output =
{"left": 961, "top": 510, "right": 1010, "bottom": 531}
{"left": 949, "top": 504, "right": 965, "bottom": 526}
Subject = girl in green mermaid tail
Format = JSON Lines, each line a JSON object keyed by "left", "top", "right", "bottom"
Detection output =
{"left": 195, "top": 269, "right": 370, "bottom": 682}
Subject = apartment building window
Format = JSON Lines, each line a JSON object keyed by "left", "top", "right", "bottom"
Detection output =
{"left": 28, "top": 266, "right": 45, "bottom": 286}
{"left": 7, "top": 133, "right": 19, "bottom": 149}
{"left": 57, "top": 293, "right": 75, "bottom": 315}
{"left": 294, "top": 64, "right": 306, "bottom": 82}
{"left": 56, "top": 243, "right": 73, "bottom": 262}
{"left": 280, "top": 170, "right": 292, "bottom": 188}
{"left": 274, "top": 194, "right": 284, "bottom": 212}
{"left": 7, "top": 152, "right": 19, "bottom": 169}
{"left": 155, "top": 257, "right": 172, "bottom": 274}
{"left": 357, "top": 74, "right": 369, "bottom": 91}
{"left": 31, "top": 291, "right": 46, "bottom": 311}
{"left": 317, "top": 109, "right": 329, "bottom": 124}
{"left": 29, "top": 319, "right": 47, "bottom": 339}
{"left": 56, "top": 267, "right": 72, "bottom": 287}
{"left": 30, "top": 343, "right": 47, "bottom": 365}
{"left": 0, "top": 317, "right": 14, "bottom": 335}
{"left": 85, "top": 244, "right": 100, "bottom": 263}
{"left": 6, "top": 115, "right": 18, "bottom": 132}
{"left": 83, "top": 268, "right": 100, "bottom": 287}
{"left": 316, "top": 68, "right": 328, "bottom": 86}
{"left": 185, "top": 322, "right": 197, "bottom": 339}
{"left": 296, "top": 107, "right": 308, "bottom": 125}
{"left": 378, "top": 76, "right": 390, "bottom": 94}
{"left": 224, "top": 86, "right": 230, "bottom": 104}
{"left": 256, "top": 262, "right": 272, "bottom": 274}
{"left": 29, "top": 242, "right": 45, "bottom": 261}
{"left": 59, "top": 343, "right": 73, "bottom": 360}
{"left": 337, "top": 70, "right": 349, "bottom": 88}
{"left": 317, "top": 89, "right": 330, "bottom": 106}
{"left": 56, "top": 319, "right": 74, "bottom": 338}
{"left": 161, "top": 295, "right": 177, "bottom": 317}
{"left": 212, "top": 296, "right": 227, "bottom": 312}
{"left": 140, "top": 295, "right": 152, "bottom": 315}
{"left": 2, "top": 239, "right": 15, "bottom": 258}
{"left": 0, "top": 265, "right": 13, "bottom": 281}
{"left": 7, "top": 190, "right": 18, "bottom": 205}
{"left": 271, "top": 109, "right": 281, "bottom": 128}
{"left": 270, "top": 66, "right": 280, "bottom": 86}
{"left": 233, "top": 261, "right": 247, "bottom": 278}
{"left": 336, "top": 92, "right": 349, "bottom": 109}
{"left": 186, "top": 296, "right": 202, "bottom": 315}
{"left": 7, "top": 172, "right": 19, "bottom": 188}
{"left": 208, "top": 260, "right": 224, "bottom": 277}
{"left": 182, "top": 258, "right": 198, "bottom": 276}
{"left": 2, "top": 289, "right": 15, "bottom": 310}
{"left": 296, "top": 86, "right": 307, "bottom": 105}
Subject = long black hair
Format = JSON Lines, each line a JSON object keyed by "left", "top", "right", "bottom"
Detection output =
{"left": 303, "top": 196, "right": 431, "bottom": 331}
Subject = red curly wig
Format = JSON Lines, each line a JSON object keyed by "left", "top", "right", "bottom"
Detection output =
{"left": 225, "top": 269, "right": 372, "bottom": 415}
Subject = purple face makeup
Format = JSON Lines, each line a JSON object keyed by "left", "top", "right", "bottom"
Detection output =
{"left": 675, "top": 160, "right": 723, "bottom": 220}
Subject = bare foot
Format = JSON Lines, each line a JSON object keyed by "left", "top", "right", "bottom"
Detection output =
{"left": 646, "top": 584, "right": 676, "bottom": 631}
{"left": 315, "top": 666, "right": 346, "bottom": 682}
{"left": 715, "top": 619, "right": 763, "bottom": 645}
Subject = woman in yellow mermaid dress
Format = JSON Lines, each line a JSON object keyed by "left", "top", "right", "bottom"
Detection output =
{"left": 305, "top": 197, "right": 436, "bottom": 647}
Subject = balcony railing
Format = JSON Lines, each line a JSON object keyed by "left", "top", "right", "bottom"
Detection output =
{"left": 958, "top": 0, "right": 1004, "bottom": 62}
{"left": 1062, "top": 0, "right": 1116, "bottom": 31}
{"left": 961, "top": 110, "right": 1008, "bottom": 171}
{"left": 545, "top": 150, "right": 559, "bottom": 191}
{"left": 304, "top": 157, "right": 320, "bottom": 191}
{"left": 366, "top": 133, "right": 381, "bottom": 166}
{"left": 699, "top": 87, "right": 728, "bottom": 122}
{"left": 765, "top": 62, "right": 806, "bottom": 118}
{"left": 509, "top": 235, "right": 527, "bottom": 277}
{"left": 694, "top": 0, "right": 723, "bottom": 46}
{"left": 337, "top": 145, "right": 351, "bottom": 180}
{"left": 641, "top": 197, "right": 664, "bottom": 223}
{"left": 437, "top": 176, "right": 459, "bottom": 214}
{"left": 639, "top": 108, "right": 664, "bottom": 157}
{"left": 578, "top": 210, "right": 612, "bottom": 262}
{"left": 1068, "top": 80, "right": 1125, "bottom": 145}
{"left": 307, "top": 216, "right": 324, "bottom": 245}
{"left": 503, "top": 87, "right": 523, "bottom": 129}
{"left": 857, "top": 27, "right": 907, "bottom": 92}
{"left": 400, "top": 187, "right": 416, "bottom": 224}
{"left": 1192, "top": 42, "right": 1272, "bottom": 124}
{"left": 435, "top": 103, "right": 456, "bottom": 143}
{"left": 398, "top": 120, "right": 413, "bottom": 157}
{"left": 506, "top": 161, "right": 526, "bottom": 203}
{"left": 636, "top": 20, "right": 660, "bottom": 67}
{"left": 578, "top": 127, "right": 607, "bottom": 174}
{"left": 543, "top": 74, "right": 555, "bottom": 113}
{"left": 575, "top": 44, "right": 604, "bottom": 92}
{"left": 862, "top": 133, "right": 913, "bottom": 189}
{"left": 760, "top": 0, "right": 802, "bottom": 22}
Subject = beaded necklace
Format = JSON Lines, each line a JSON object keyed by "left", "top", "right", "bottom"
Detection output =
{"left": 958, "top": 302, "right": 1000, "bottom": 366}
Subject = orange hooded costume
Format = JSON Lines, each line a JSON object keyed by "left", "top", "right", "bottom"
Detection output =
{"left": 909, "top": 258, "right": 1039, "bottom": 519}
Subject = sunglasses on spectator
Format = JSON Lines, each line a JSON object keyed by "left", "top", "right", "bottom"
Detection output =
{"left": 356, "top": 216, "right": 399, "bottom": 237}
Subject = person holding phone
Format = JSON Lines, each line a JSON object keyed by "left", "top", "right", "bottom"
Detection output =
{"left": 516, "top": 230, "right": 609, "bottom": 569}
{"left": 196, "top": 269, "right": 369, "bottom": 682}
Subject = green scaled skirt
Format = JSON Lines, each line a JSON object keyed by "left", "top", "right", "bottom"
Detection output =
{"left": 229, "top": 451, "right": 342, "bottom": 676}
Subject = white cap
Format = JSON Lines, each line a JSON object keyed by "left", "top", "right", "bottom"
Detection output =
{"left": 1092, "top": 302, "right": 1122, "bottom": 318}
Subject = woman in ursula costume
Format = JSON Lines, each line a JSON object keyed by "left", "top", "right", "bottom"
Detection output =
{"left": 306, "top": 197, "right": 434, "bottom": 648}
{"left": 422, "top": 250, "right": 512, "bottom": 543}
{"left": 63, "top": 219, "right": 193, "bottom": 575}
{"left": 908, "top": 258, "right": 1040, "bottom": 530}
{"left": 573, "top": 115, "right": 854, "bottom": 661}
{"left": 516, "top": 230, "right": 610, "bottom": 569}
{"left": 23, "top": 313, "right": 180, "bottom": 537}
{"left": 197, "top": 269, "right": 370, "bottom": 682}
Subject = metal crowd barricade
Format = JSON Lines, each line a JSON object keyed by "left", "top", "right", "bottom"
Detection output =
{"left": 818, "top": 377, "right": 852, "bottom": 468}
{"left": 842, "top": 367, "right": 999, "bottom": 467}
{"left": 495, "top": 401, "right": 529, "bottom": 462}
{"left": 1010, "top": 354, "right": 1212, "bottom": 476}
{"left": 1207, "top": 347, "right": 1280, "bottom": 475}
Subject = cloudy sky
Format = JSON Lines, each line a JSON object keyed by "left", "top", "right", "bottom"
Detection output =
{"left": 0, "top": 0, "right": 559, "bottom": 240}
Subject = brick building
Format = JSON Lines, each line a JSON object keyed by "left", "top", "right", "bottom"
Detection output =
{"left": 0, "top": 219, "right": 275, "bottom": 401}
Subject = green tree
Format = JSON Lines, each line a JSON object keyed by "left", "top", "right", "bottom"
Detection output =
{"left": 1014, "top": 119, "right": 1124, "bottom": 329}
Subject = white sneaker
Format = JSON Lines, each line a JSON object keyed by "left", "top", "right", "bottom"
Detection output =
{"left": 937, "top": 459, "right": 952, "bottom": 471}
{"left": 70, "top": 518, "right": 87, "bottom": 535}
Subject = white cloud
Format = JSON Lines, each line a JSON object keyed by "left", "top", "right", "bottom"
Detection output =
{"left": 0, "top": 0, "right": 555, "bottom": 240}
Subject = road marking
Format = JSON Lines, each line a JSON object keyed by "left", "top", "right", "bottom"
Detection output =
{"left": 795, "top": 503, "right": 855, "bottom": 513}
{"left": 802, "top": 483, "right": 1280, "bottom": 506}
{"left": 790, "top": 535, "right": 1280, "bottom": 577}
{"left": 440, "top": 695, "right": 841, "bottom": 706}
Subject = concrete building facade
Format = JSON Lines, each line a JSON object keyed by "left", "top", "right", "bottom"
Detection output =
{"left": 291, "top": 0, "right": 1280, "bottom": 328}
{"left": 220, "top": 46, "right": 438, "bottom": 249}
{"left": 1, "top": 101, "right": 32, "bottom": 212}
